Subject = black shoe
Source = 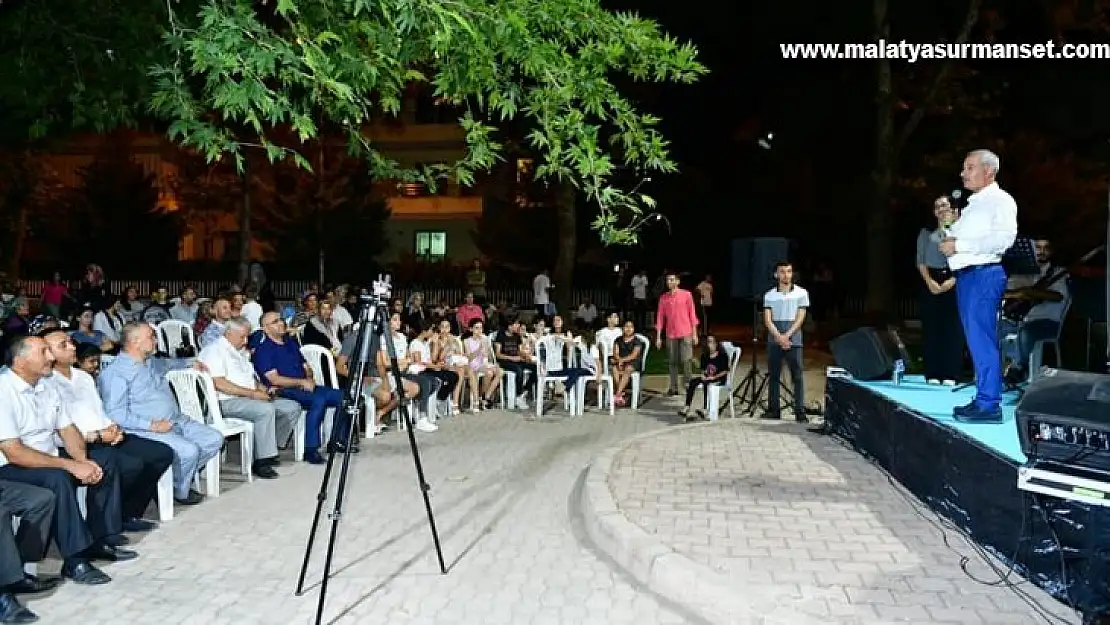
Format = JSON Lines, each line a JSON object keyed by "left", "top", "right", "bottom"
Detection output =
{"left": 85, "top": 543, "right": 138, "bottom": 563}
{"left": 252, "top": 463, "right": 279, "bottom": 479}
{"left": 954, "top": 406, "right": 1004, "bottom": 424}
{"left": 5, "top": 574, "right": 59, "bottom": 595}
{"left": 174, "top": 490, "right": 204, "bottom": 506}
{"left": 304, "top": 451, "right": 326, "bottom": 465}
{"left": 795, "top": 413, "right": 809, "bottom": 423}
{"left": 953, "top": 401, "right": 977, "bottom": 417}
{"left": 761, "top": 411, "right": 781, "bottom": 420}
{"left": 327, "top": 441, "right": 360, "bottom": 455}
{"left": 259, "top": 457, "right": 281, "bottom": 467}
{"left": 0, "top": 593, "right": 37, "bottom": 623}
{"left": 102, "top": 534, "right": 129, "bottom": 547}
{"left": 122, "top": 518, "right": 158, "bottom": 533}
{"left": 61, "top": 561, "right": 111, "bottom": 585}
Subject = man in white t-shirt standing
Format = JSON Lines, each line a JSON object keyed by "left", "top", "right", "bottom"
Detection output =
{"left": 241, "top": 285, "right": 264, "bottom": 332}
{"left": 533, "top": 269, "right": 553, "bottom": 323}
{"left": 696, "top": 275, "right": 714, "bottom": 335}
{"left": 630, "top": 270, "right": 649, "bottom": 330}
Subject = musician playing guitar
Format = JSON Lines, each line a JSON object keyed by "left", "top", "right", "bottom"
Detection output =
{"left": 999, "top": 239, "right": 1068, "bottom": 383}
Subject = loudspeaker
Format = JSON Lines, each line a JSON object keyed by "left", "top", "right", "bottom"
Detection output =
{"left": 829, "top": 327, "right": 897, "bottom": 381}
{"left": 730, "top": 237, "right": 790, "bottom": 299}
{"left": 1017, "top": 369, "right": 1110, "bottom": 473}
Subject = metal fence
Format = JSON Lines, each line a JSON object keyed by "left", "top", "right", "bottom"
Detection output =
{"left": 15, "top": 280, "right": 618, "bottom": 310}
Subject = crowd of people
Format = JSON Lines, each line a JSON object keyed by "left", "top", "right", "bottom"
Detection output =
{"left": 0, "top": 262, "right": 747, "bottom": 623}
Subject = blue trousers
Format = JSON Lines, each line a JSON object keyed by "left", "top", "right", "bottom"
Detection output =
{"left": 955, "top": 263, "right": 1007, "bottom": 411}
{"left": 279, "top": 386, "right": 344, "bottom": 451}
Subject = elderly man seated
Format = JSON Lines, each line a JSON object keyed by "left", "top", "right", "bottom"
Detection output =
{"left": 252, "top": 312, "right": 343, "bottom": 465}
{"left": 199, "top": 317, "right": 299, "bottom": 479}
{"left": 98, "top": 322, "right": 224, "bottom": 506}
{"left": 0, "top": 336, "right": 133, "bottom": 586}
{"left": 0, "top": 480, "right": 57, "bottom": 622}
{"left": 43, "top": 329, "right": 175, "bottom": 531}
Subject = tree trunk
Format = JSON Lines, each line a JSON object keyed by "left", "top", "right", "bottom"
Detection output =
{"left": 553, "top": 183, "right": 576, "bottom": 316}
{"left": 317, "top": 145, "right": 326, "bottom": 286}
{"left": 866, "top": 0, "right": 896, "bottom": 316}
{"left": 237, "top": 163, "right": 252, "bottom": 286}
{"left": 7, "top": 200, "right": 28, "bottom": 279}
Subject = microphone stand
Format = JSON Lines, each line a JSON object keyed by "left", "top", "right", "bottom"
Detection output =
{"left": 295, "top": 276, "right": 446, "bottom": 625}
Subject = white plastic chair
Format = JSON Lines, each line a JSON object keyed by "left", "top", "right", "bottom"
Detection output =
{"left": 630, "top": 333, "right": 651, "bottom": 410}
{"left": 156, "top": 319, "right": 195, "bottom": 355}
{"left": 300, "top": 345, "right": 339, "bottom": 451}
{"left": 165, "top": 369, "right": 253, "bottom": 497}
{"left": 594, "top": 342, "right": 616, "bottom": 416}
{"left": 1029, "top": 297, "right": 1071, "bottom": 382}
{"left": 706, "top": 342, "right": 742, "bottom": 421}
{"left": 536, "top": 336, "right": 576, "bottom": 417}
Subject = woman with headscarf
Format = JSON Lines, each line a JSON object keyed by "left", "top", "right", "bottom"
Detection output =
{"left": 403, "top": 292, "right": 427, "bottom": 335}
{"left": 301, "top": 300, "right": 343, "bottom": 355}
{"left": 2, "top": 298, "right": 31, "bottom": 335}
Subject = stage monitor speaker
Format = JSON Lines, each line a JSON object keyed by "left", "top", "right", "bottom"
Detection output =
{"left": 1016, "top": 369, "right": 1110, "bottom": 474}
{"left": 730, "top": 237, "right": 790, "bottom": 299}
{"left": 829, "top": 327, "right": 896, "bottom": 381}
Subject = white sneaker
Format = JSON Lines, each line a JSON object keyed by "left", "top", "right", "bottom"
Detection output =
{"left": 416, "top": 418, "right": 438, "bottom": 432}
{"left": 515, "top": 396, "right": 529, "bottom": 410}
{"left": 941, "top": 379, "right": 957, "bottom": 386}
{"left": 926, "top": 379, "right": 941, "bottom": 385}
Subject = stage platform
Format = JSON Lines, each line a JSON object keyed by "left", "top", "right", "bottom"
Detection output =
{"left": 825, "top": 374, "right": 1110, "bottom": 621}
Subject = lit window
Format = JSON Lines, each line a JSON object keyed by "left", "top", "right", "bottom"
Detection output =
{"left": 516, "top": 158, "right": 534, "bottom": 183}
{"left": 415, "top": 231, "right": 447, "bottom": 260}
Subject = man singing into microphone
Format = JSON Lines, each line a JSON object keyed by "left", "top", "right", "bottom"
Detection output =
{"left": 939, "top": 149, "right": 1017, "bottom": 423}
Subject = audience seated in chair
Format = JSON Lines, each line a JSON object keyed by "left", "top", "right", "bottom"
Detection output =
{"left": 252, "top": 312, "right": 345, "bottom": 465}
{"left": 494, "top": 318, "right": 537, "bottom": 409}
{"left": 98, "top": 322, "right": 224, "bottom": 506}
{"left": 199, "top": 317, "right": 299, "bottom": 479}
{"left": 197, "top": 297, "right": 233, "bottom": 351}
{"left": 377, "top": 313, "right": 438, "bottom": 432}
{"left": 335, "top": 322, "right": 420, "bottom": 436}
{"left": 43, "top": 330, "right": 174, "bottom": 531}
{"left": 0, "top": 480, "right": 58, "bottom": 623}
{"left": 611, "top": 322, "right": 643, "bottom": 407}
{"left": 0, "top": 335, "right": 134, "bottom": 586}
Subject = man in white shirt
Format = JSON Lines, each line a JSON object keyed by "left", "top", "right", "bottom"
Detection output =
{"left": 43, "top": 329, "right": 175, "bottom": 532}
{"left": 575, "top": 299, "right": 598, "bottom": 331}
{"left": 696, "top": 275, "right": 714, "bottom": 335}
{"left": 630, "top": 270, "right": 649, "bottom": 329}
{"left": 533, "top": 269, "right": 552, "bottom": 322}
{"left": 199, "top": 317, "right": 299, "bottom": 478}
{"left": 0, "top": 335, "right": 132, "bottom": 585}
{"left": 939, "top": 149, "right": 1018, "bottom": 423}
{"left": 241, "top": 285, "right": 264, "bottom": 332}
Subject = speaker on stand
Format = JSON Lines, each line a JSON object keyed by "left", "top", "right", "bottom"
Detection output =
{"left": 730, "top": 237, "right": 792, "bottom": 415}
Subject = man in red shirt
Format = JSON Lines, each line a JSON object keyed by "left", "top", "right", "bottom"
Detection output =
{"left": 655, "top": 272, "right": 699, "bottom": 395}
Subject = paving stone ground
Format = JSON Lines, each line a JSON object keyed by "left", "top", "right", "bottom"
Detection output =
{"left": 25, "top": 386, "right": 696, "bottom": 625}
{"left": 604, "top": 413, "right": 1081, "bottom": 625}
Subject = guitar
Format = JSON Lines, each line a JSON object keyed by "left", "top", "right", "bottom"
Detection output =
{"left": 1002, "top": 245, "right": 1104, "bottom": 322}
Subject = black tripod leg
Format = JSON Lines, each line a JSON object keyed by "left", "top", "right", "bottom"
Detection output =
{"left": 312, "top": 405, "right": 362, "bottom": 625}
{"left": 295, "top": 426, "right": 340, "bottom": 597}
{"left": 399, "top": 401, "right": 448, "bottom": 574}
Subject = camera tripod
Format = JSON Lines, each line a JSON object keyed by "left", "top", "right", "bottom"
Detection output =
{"left": 295, "top": 276, "right": 446, "bottom": 625}
{"left": 734, "top": 300, "right": 794, "bottom": 416}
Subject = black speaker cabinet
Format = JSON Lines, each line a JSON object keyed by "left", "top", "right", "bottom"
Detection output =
{"left": 829, "top": 327, "right": 895, "bottom": 381}
{"left": 1017, "top": 369, "right": 1110, "bottom": 473}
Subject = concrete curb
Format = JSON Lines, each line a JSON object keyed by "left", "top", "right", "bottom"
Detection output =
{"left": 580, "top": 423, "right": 824, "bottom": 625}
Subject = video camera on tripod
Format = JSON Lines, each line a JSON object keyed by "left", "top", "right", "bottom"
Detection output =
{"left": 295, "top": 274, "right": 447, "bottom": 625}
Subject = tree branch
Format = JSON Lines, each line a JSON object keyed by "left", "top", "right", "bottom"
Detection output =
{"left": 894, "top": 0, "right": 983, "bottom": 156}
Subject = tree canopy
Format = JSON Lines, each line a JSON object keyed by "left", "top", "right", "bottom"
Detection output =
{"left": 0, "top": 0, "right": 705, "bottom": 244}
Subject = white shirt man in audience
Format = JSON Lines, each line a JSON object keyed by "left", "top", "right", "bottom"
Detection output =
{"left": 575, "top": 299, "right": 598, "bottom": 331}
{"left": 241, "top": 285, "right": 264, "bottom": 332}
{"left": 42, "top": 329, "right": 175, "bottom": 530}
{"left": 169, "top": 286, "right": 199, "bottom": 324}
{"left": 198, "top": 296, "right": 233, "bottom": 350}
{"left": 98, "top": 322, "right": 225, "bottom": 506}
{"left": 0, "top": 479, "right": 58, "bottom": 622}
{"left": 199, "top": 317, "right": 298, "bottom": 479}
{"left": 0, "top": 335, "right": 134, "bottom": 586}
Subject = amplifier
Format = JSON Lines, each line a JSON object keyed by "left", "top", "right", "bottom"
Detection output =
{"left": 1016, "top": 369, "right": 1110, "bottom": 473}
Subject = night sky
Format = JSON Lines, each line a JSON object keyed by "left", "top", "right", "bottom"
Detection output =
{"left": 606, "top": 0, "right": 1110, "bottom": 297}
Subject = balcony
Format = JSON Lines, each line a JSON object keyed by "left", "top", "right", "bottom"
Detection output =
{"left": 387, "top": 195, "right": 483, "bottom": 220}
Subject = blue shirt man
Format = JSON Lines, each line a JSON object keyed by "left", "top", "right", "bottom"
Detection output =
{"left": 940, "top": 149, "right": 1018, "bottom": 422}
{"left": 98, "top": 322, "right": 224, "bottom": 504}
{"left": 251, "top": 312, "right": 343, "bottom": 464}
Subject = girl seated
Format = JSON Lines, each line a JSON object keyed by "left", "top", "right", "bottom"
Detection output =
{"left": 464, "top": 319, "right": 503, "bottom": 410}
{"left": 678, "top": 336, "right": 730, "bottom": 421}
{"left": 611, "top": 321, "right": 642, "bottom": 407}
